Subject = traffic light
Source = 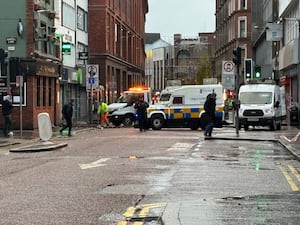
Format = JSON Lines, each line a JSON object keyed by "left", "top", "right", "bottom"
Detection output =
{"left": 232, "top": 47, "right": 241, "bottom": 66}
{"left": 9, "top": 57, "right": 20, "bottom": 83}
{"left": 244, "top": 59, "right": 253, "bottom": 80}
{"left": 254, "top": 66, "right": 261, "bottom": 79}
{"left": 0, "top": 48, "right": 8, "bottom": 76}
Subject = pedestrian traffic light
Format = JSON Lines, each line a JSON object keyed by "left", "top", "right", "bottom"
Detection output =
{"left": 254, "top": 66, "right": 261, "bottom": 79}
{"left": 232, "top": 47, "right": 241, "bottom": 66}
{"left": 244, "top": 59, "right": 253, "bottom": 80}
{"left": 0, "top": 48, "right": 8, "bottom": 76}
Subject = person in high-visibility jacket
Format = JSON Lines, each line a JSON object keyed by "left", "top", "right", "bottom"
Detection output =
{"left": 97, "top": 100, "right": 109, "bottom": 129}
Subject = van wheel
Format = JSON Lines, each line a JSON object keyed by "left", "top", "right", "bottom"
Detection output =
{"left": 244, "top": 125, "right": 249, "bottom": 131}
{"left": 270, "top": 120, "right": 276, "bottom": 131}
{"left": 151, "top": 115, "right": 164, "bottom": 130}
{"left": 112, "top": 121, "right": 121, "bottom": 127}
{"left": 190, "top": 122, "right": 199, "bottom": 130}
{"left": 277, "top": 122, "right": 281, "bottom": 130}
{"left": 123, "top": 115, "right": 133, "bottom": 127}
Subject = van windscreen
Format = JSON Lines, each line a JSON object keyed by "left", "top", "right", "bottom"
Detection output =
{"left": 159, "top": 94, "right": 171, "bottom": 102}
{"left": 240, "top": 92, "right": 272, "bottom": 104}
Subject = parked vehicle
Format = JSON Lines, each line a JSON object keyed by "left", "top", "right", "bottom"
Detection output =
{"left": 147, "top": 84, "right": 224, "bottom": 130}
{"left": 108, "top": 87, "right": 151, "bottom": 127}
{"left": 238, "top": 81, "right": 286, "bottom": 131}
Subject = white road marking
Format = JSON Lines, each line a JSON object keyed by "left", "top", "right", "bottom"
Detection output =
{"left": 166, "top": 143, "right": 194, "bottom": 152}
{"left": 79, "top": 158, "right": 110, "bottom": 169}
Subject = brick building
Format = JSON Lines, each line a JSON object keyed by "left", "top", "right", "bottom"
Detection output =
{"left": 215, "top": 0, "right": 252, "bottom": 85}
{"left": 88, "top": 0, "right": 148, "bottom": 103}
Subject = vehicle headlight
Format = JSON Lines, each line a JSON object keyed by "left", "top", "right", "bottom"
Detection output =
{"left": 264, "top": 108, "right": 273, "bottom": 114}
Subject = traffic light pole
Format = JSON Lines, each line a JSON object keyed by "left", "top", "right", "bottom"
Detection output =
{"left": 235, "top": 64, "right": 240, "bottom": 137}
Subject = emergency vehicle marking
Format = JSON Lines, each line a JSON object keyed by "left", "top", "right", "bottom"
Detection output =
{"left": 148, "top": 107, "right": 224, "bottom": 119}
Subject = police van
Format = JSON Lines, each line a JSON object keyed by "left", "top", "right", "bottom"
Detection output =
{"left": 147, "top": 84, "right": 224, "bottom": 130}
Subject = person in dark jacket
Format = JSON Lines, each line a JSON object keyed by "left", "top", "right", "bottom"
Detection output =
{"left": 2, "top": 95, "right": 13, "bottom": 137}
{"left": 60, "top": 99, "right": 74, "bottom": 136}
{"left": 134, "top": 96, "right": 149, "bottom": 132}
{"left": 203, "top": 93, "right": 216, "bottom": 137}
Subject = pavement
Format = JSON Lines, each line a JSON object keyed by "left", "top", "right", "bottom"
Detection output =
{"left": 2, "top": 123, "right": 300, "bottom": 225}
{"left": 0, "top": 125, "right": 95, "bottom": 153}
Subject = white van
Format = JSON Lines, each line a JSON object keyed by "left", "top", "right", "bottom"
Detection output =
{"left": 238, "top": 82, "right": 286, "bottom": 130}
{"left": 147, "top": 84, "right": 224, "bottom": 130}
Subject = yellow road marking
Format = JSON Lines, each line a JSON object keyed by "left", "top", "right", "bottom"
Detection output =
{"left": 288, "top": 165, "right": 300, "bottom": 182}
{"left": 117, "top": 222, "right": 143, "bottom": 225}
{"left": 123, "top": 206, "right": 135, "bottom": 218}
{"left": 279, "top": 165, "right": 299, "bottom": 191}
{"left": 117, "top": 221, "right": 127, "bottom": 225}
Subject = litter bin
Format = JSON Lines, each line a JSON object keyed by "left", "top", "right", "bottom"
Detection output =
{"left": 289, "top": 105, "right": 298, "bottom": 126}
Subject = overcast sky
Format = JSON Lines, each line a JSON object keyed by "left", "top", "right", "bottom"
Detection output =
{"left": 145, "top": 0, "right": 216, "bottom": 43}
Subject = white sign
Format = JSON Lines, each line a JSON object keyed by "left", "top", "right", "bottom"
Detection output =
{"left": 222, "top": 61, "right": 235, "bottom": 90}
{"left": 222, "top": 61, "right": 234, "bottom": 74}
{"left": 86, "top": 64, "right": 99, "bottom": 90}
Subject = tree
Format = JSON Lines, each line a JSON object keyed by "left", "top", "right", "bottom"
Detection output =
{"left": 195, "top": 52, "right": 213, "bottom": 84}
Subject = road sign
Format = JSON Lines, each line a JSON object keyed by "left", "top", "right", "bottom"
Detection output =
{"left": 79, "top": 52, "right": 88, "bottom": 60}
{"left": 222, "top": 61, "right": 234, "bottom": 74}
{"left": 88, "top": 77, "right": 94, "bottom": 84}
{"left": 222, "top": 61, "right": 235, "bottom": 90}
{"left": 86, "top": 64, "right": 99, "bottom": 90}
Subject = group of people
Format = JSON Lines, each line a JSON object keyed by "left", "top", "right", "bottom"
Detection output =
{"left": 1, "top": 92, "right": 216, "bottom": 138}
{"left": 59, "top": 99, "right": 110, "bottom": 136}
{"left": 59, "top": 96, "right": 150, "bottom": 135}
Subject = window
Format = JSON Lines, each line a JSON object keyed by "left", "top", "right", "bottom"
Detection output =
{"left": 173, "top": 96, "right": 183, "bottom": 104}
{"left": 239, "top": 0, "right": 246, "bottom": 9}
{"left": 62, "top": 2, "right": 75, "bottom": 29}
{"left": 77, "top": 6, "right": 87, "bottom": 32}
{"left": 239, "top": 18, "right": 246, "bottom": 38}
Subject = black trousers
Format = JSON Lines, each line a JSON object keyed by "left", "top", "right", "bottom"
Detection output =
{"left": 60, "top": 117, "right": 72, "bottom": 135}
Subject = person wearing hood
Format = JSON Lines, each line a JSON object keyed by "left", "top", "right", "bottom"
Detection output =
{"left": 2, "top": 95, "right": 13, "bottom": 137}
{"left": 203, "top": 92, "right": 216, "bottom": 137}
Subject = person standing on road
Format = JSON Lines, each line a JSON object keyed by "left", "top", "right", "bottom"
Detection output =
{"left": 2, "top": 95, "right": 13, "bottom": 137}
{"left": 60, "top": 99, "right": 74, "bottom": 137}
{"left": 134, "top": 95, "right": 149, "bottom": 132}
{"left": 203, "top": 93, "right": 216, "bottom": 137}
{"left": 97, "top": 100, "right": 109, "bottom": 129}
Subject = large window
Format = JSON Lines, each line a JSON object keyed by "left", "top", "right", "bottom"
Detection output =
{"left": 77, "top": 6, "right": 87, "bottom": 32}
{"left": 62, "top": 2, "right": 75, "bottom": 29}
{"left": 239, "top": 18, "right": 246, "bottom": 38}
{"left": 239, "top": 0, "right": 246, "bottom": 10}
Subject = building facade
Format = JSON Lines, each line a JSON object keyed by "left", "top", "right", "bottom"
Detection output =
{"left": 215, "top": 0, "right": 252, "bottom": 86}
{"left": 278, "top": 0, "right": 300, "bottom": 107}
{"left": 88, "top": 0, "right": 148, "bottom": 103}
{"left": 0, "top": 0, "right": 61, "bottom": 129}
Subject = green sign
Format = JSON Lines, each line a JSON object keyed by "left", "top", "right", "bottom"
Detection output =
{"left": 62, "top": 42, "right": 71, "bottom": 54}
